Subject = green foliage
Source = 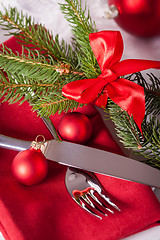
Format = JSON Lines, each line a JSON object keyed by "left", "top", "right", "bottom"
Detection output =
{"left": 127, "top": 72, "right": 160, "bottom": 115}
{"left": 32, "top": 96, "right": 81, "bottom": 116}
{"left": 0, "top": 0, "right": 100, "bottom": 117}
{"left": 0, "top": 1, "right": 160, "bottom": 168}
{"left": 60, "top": 0, "right": 100, "bottom": 78}
{"left": 0, "top": 2, "right": 87, "bottom": 115}
{"left": 106, "top": 99, "right": 142, "bottom": 150}
{"left": 140, "top": 116, "right": 160, "bottom": 167}
{"left": 107, "top": 73, "right": 160, "bottom": 168}
{"left": 0, "top": 5, "right": 55, "bottom": 57}
{"left": 0, "top": 44, "right": 57, "bottom": 81}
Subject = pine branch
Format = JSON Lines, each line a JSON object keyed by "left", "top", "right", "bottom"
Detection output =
{"left": 139, "top": 116, "right": 160, "bottom": 167}
{"left": 106, "top": 97, "right": 160, "bottom": 169}
{"left": 32, "top": 96, "right": 81, "bottom": 116}
{"left": 0, "top": 69, "right": 82, "bottom": 114}
{"left": 0, "top": 43, "right": 85, "bottom": 113}
{"left": 60, "top": 0, "right": 100, "bottom": 78}
{"left": 0, "top": 2, "right": 94, "bottom": 115}
{"left": 0, "top": 1, "right": 159, "bottom": 170}
{"left": 106, "top": 99, "right": 142, "bottom": 150}
{"left": 0, "top": 43, "right": 84, "bottom": 77}
{"left": 0, "top": 1, "right": 97, "bottom": 115}
{"left": 59, "top": 0, "right": 96, "bottom": 34}
{"left": 0, "top": 6, "right": 56, "bottom": 58}
{"left": 127, "top": 72, "right": 160, "bottom": 115}
{"left": 0, "top": 5, "right": 82, "bottom": 72}
{"left": 0, "top": 70, "right": 56, "bottom": 103}
{"left": 0, "top": 44, "right": 62, "bottom": 80}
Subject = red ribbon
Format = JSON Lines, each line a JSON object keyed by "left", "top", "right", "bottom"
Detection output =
{"left": 62, "top": 31, "right": 160, "bottom": 133}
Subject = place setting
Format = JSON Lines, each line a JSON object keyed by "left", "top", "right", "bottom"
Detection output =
{"left": 0, "top": 1, "right": 160, "bottom": 239}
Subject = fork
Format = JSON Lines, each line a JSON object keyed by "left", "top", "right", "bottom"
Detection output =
{"left": 65, "top": 167, "right": 120, "bottom": 219}
{"left": 42, "top": 116, "right": 120, "bottom": 219}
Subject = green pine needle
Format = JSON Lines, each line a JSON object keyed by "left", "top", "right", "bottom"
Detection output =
{"left": 0, "top": 1, "right": 160, "bottom": 169}
{"left": 60, "top": 0, "right": 100, "bottom": 78}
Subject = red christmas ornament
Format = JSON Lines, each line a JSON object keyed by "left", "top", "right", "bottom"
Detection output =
{"left": 58, "top": 112, "right": 93, "bottom": 144}
{"left": 12, "top": 136, "right": 48, "bottom": 186}
{"left": 107, "top": 0, "right": 160, "bottom": 37}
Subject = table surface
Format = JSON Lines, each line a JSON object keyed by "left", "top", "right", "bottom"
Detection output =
{"left": 0, "top": 1, "right": 160, "bottom": 239}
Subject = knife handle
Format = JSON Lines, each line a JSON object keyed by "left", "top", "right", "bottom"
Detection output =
{"left": 0, "top": 134, "right": 31, "bottom": 151}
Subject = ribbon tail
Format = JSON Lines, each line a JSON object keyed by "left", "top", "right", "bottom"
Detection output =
{"left": 107, "top": 78, "right": 145, "bottom": 134}
{"left": 62, "top": 78, "right": 105, "bottom": 104}
{"left": 111, "top": 59, "right": 160, "bottom": 77}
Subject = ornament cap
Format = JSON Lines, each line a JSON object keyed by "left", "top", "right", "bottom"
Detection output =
{"left": 105, "top": 5, "right": 119, "bottom": 19}
{"left": 31, "top": 135, "right": 46, "bottom": 153}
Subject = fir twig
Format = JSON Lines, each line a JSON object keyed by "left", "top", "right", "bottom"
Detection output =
{"left": 32, "top": 95, "right": 81, "bottom": 116}
{"left": 0, "top": 1, "right": 160, "bottom": 169}
{"left": 0, "top": 5, "right": 83, "bottom": 73}
{"left": 106, "top": 99, "right": 142, "bottom": 149}
{"left": 60, "top": 0, "right": 100, "bottom": 78}
{"left": 139, "top": 116, "right": 160, "bottom": 168}
{"left": 0, "top": 44, "right": 84, "bottom": 79}
{"left": 106, "top": 97, "right": 160, "bottom": 169}
{"left": 0, "top": 6, "right": 56, "bottom": 58}
{"left": 127, "top": 72, "right": 160, "bottom": 115}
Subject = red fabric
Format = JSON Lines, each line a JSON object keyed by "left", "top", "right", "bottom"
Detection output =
{"left": 0, "top": 36, "right": 160, "bottom": 240}
{"left": 62, "top": 31, "right": 160, "bottom": 133}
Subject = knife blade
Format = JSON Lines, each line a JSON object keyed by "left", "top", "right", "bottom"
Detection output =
{"left": 0, "top": 134, "right": 160, "bottom": 188}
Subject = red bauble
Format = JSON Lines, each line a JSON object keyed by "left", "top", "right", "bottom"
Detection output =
{"left": 108, "top": 0, "right": 160, "bottom": 37}
{"left": 58, "top": 112, "right": 93, "bottom": 144}
{"left": 12, "top": 148, "right": 48, "bottom": 186}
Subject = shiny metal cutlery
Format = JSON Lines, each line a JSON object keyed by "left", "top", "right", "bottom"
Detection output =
{"left": 41, "top": 117, "right": 160, "bottom": 218}
{"left": 0, "top": 134, "right": 160, "bottom": 188}
{"left": 65, "top": 167, "right": 120, "bottom": 219}
{"left": 42, "top": 116, "right": 120, "bottom": 219}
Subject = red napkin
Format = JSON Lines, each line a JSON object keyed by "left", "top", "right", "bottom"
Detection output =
{"left": 0, "top": 36, "right": 160, "bottom": 240}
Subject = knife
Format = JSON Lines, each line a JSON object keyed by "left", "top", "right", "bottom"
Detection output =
{"left": 0, "top": 134, "right": 160, "bottom": 189}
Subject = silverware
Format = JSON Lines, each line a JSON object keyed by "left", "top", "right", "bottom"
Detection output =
{"left": 0, "top": 134, "right": 160, "bottom": 188}
{"left": 42, "top": 117, "right": 121, "bottom": 219}
{"left": 40, "top": 117, "right": 160, "bottom": 217}
{"left": 65, "top": 167, "right": 120, "bottom": 219}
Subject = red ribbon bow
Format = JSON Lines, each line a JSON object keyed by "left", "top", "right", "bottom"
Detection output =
{"left": 62, "top": 31, "right": 160, "bottom": 133}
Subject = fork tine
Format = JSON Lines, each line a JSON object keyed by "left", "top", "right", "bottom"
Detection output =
{"left": 65, "top": 168, "right": 120, "bottom": 219}
{"left": 85, "top": 193, "right": 108, "bottom": 217}
{"left": 95, "top": 190, "right": 120, "bottom": 212}
{"left": 78, "top": 196, "right": 102, "bottom": 219}
{"left": 89, "top": 189, "right": 114, "bottom": 214}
